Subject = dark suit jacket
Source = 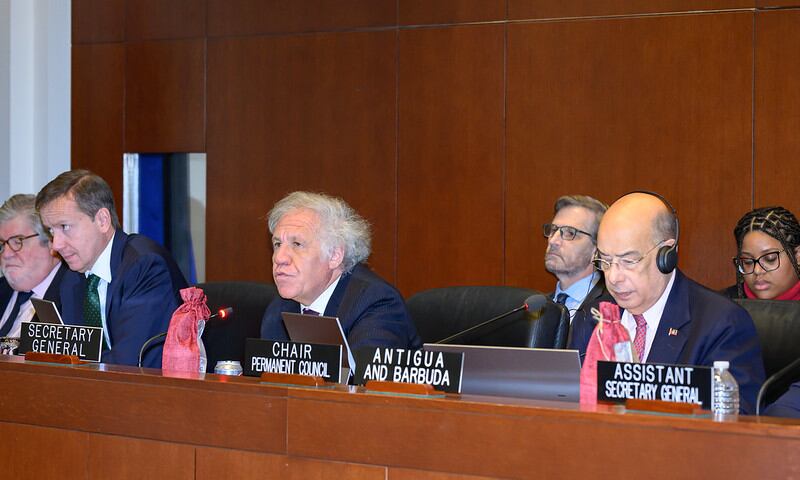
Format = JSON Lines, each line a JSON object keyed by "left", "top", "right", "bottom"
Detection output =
{"left": 569, "top": 269, "right": 766, "bottom": 414}
{"left": 561, "top": 276, "right": 614, "bottom": 348}
{"left": 261, "top": 264, "right": 422, "bottom": 351}
{"left": 0, "top": 261, "right": 69, "bottom": 331}
{"left": 765, "top": 383, "right": 800, "bottom": 418}
{"left": 60, "top": 232, "right": 188, "bottom": 368}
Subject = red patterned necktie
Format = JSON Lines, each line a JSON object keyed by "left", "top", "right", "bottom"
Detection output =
{"left": 632, "top": 313, "right": 647, "bottom": 362}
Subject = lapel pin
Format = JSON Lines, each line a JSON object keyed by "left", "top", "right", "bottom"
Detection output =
{"left": 668, "top": 328, "right": 679, "bottom": 336}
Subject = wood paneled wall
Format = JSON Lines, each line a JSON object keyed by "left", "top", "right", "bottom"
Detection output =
{"left": 71, "top": 1, "right": 800, "bottom": 296}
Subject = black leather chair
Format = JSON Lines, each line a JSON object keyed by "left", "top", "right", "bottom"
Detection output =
{"left": 196, "top": 281, "right": 278, "bottom": 372}
{"left": 734, "top": 298, "right": 800, "bottom": 407}
{"left": 406, "top": 286, "right": 566, "bottom": 348}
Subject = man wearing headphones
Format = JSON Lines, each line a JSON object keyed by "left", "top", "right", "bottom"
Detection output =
{"left": 569, "top": 192, "right": 765, "bottom": 414}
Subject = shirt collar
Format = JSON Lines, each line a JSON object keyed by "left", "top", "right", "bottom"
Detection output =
{"left": 302, "top": 273, "right": 342, "bottom": 314}
{"left": 86, "top": 232, "right": 115, "bottom": 283}
{"left": 31, "top": 263, "right": 62, "bottom": 298}
{"left": 555, "top": 271, "right": 599, "bottom": 304}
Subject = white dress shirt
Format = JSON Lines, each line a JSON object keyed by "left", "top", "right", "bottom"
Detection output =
{"left": 85, "top": 232, "right": 115, "bottom": 347}
{"left": 620, "top": 271, "right": 676, "bottom": 362}
{"left": 554, "top": 271, "right": 601, "bottom": 323}
{"left": 0, "top": 262, "right": 63, "bottom": 338}
{"left": 301, "top": 274, "right": 342, "bottom": 315}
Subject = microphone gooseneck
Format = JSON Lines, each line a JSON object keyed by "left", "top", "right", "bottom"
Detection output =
{"left": 138, "top": 332, "right": 168, "bottom": 368}
{"left": 137, "top": 307, "right": 234, "bottom": 368}
{"left": 436, "top": 294, "right": 548, "bottom": 345}
{"left": 756, "top": 356, "right": 800, "bottom": 415}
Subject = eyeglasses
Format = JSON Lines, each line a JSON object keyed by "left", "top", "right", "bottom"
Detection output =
{"left": 543, "top": 223, "right": 593, "bottom": 241}
{"left": 733, "top": 250, "right": 786, "bottom": 275}
{"left": 0, "top": 233, "right": 39, "bottom": 254}
{"left": 592, "top": 242, "right": 663, "bottom": 272}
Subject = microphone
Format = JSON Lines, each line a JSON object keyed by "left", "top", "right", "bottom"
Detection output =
{"left": 436, "top": 294, "right": 548, "bottom": 344}
{"left": 208, "top": 307, "right": 233, "bottom": 321}
{"left": 137, "top": 307, "right": 234, "bottom": 368}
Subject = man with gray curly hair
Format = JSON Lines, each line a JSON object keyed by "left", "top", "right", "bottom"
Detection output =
{"left": 0, "top": 194, "right": 70, "bottom": 342}
{"left": 261, "top": 191, "right": 421, "bottom": 350}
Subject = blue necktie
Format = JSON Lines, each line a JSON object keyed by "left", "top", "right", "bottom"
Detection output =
{"left": 553, "top": 293, "right": 570, "bottom": 349}
{"left": 0, "top": 291, "right": 32, "bottom": 337}
{"left": 302, "top": 308, "right": 320, "bottom": 316}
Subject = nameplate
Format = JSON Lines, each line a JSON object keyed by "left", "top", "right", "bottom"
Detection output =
{"left": 17, "top": 322, "right": 103, "bottom": 362}
{"left": 354, "top": 347, "right": 464, "bottom": 393}
{"left": 244, "top": 338, "right": 343, "bottom": 383}
{"left": 597, "top": 360, "right": 712, "bottom": 409}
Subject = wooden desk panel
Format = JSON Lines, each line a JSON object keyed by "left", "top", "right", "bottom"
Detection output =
{"left": 287, "top": 390, "right": 800, "bottom": 478}
{"left": 196, "top": 447, "right": 387, "bottom": 479}
{"left": 87, "top": 434, "right": 194, "bottom": 479}
{"left": 2, "top": 357, "right": 800, "bottom": 479}
{"left": 0, "top": 356, "right": 288, "bottom": 453}
{"left": 0, "top": 423, "right": 88, "bottom": 477}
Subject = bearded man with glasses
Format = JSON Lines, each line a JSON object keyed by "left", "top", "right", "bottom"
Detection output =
{"left": 0, "top": 194, "right": 72, "bottom": 350}
{"left": 543, "top": 196, "right": 611, "bottom": 333}
{"left": 569, "top": 192, "right": 765, "bottom": 414}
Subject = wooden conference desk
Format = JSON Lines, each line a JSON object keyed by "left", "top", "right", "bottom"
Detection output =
{"left": 1, "top": 356, "right": 799, "bottom": 479}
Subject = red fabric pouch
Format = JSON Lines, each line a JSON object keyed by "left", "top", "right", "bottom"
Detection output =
{"left": 162, "top": 287, "right": 211, "bottom": 373}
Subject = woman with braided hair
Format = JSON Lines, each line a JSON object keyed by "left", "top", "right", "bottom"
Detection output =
{"left": 726, "top": 206, "right": 800, "bottom": 300}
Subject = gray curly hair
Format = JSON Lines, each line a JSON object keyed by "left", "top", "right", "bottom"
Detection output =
{"left": 0, "top": 194, "right": 50, "bottom": 246}
{"left": 268, "top": 191, "right": 371, "bottom": 273}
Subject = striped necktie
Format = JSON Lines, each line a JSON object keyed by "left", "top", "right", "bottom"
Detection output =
{"left": 0, "top": 291, "right": 32, "bottom": 337}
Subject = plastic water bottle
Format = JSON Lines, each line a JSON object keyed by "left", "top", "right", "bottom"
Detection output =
{"left": 198, "top": 320, "right": 208, "bottom": 373}
{"left": 712, "top": 361, "right": 739, "bottom": 417}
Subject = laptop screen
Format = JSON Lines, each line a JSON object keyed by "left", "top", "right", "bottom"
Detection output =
{"left": 282, "top": 312, "right": 355, "bottom": 374}
{"left": 30, "top": 298, "right": 65, "bottom": 325}
{"left": 424, "top": 343, "right": 580, "bottom": 402}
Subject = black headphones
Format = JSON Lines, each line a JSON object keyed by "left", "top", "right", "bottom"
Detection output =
{"left": 618, "top": 190, "right": 680, "bottom": 274}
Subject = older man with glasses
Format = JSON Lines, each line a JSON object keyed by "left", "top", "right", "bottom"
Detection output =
{"left": 543, "top": 196, "right": 611, "bottom": 332}
{"left": 570, "top": 192, "right": 765, "bottom": 414}
{"left": 0, "top": 194, "right": 71, "bottom": 350}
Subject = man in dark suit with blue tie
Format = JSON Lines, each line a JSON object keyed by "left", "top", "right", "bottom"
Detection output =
{"left": 36, "top": 170, "right": 188, "bottom": 368}
{"left": 569, "top": 192, "right": 765, "bottom": 414}
{"left": 261, "top": 191, "right": 421, "bottom": 351}
{"left": 543, "top": 195, "right": 612, "bottom": 347}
